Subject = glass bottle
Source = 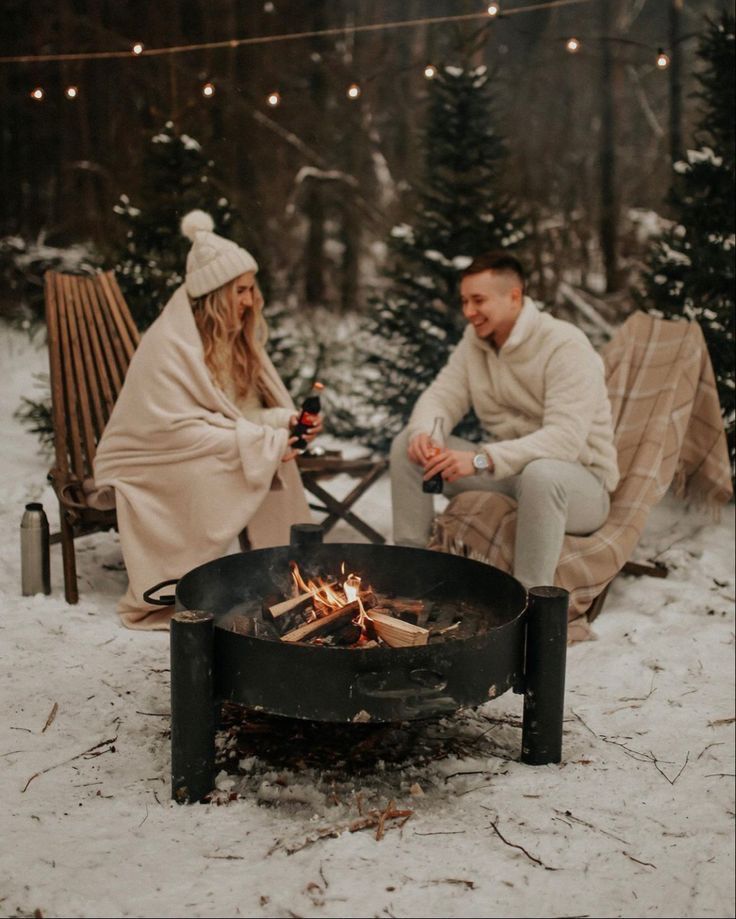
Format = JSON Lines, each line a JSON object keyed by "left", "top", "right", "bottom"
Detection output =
{"left": 292, "top": 381, "right": 324, "bottom": 452}
{"left": 422, "top": 417, "right": 445, "bottom": 494}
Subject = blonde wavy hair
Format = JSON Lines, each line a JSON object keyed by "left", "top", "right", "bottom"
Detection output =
{"left": 190, "top": 276, "right": 268, "bottom": 400}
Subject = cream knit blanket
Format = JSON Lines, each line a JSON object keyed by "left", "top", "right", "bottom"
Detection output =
{"left": 93, "top": 285, "right": 310, "bottom": 629}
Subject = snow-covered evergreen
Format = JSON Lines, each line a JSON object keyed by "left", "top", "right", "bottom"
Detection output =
{"left": 349, "top": 65, "right": 525, "bottom": 452}
{"left": 639, "top": 14, "right": 735, "bottom": 468}
{"left": 113, "top": 122, "right": 241, "bottom": 329}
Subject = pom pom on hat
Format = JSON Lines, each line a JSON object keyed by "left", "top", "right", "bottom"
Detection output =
{"left": 181, "top": 209, "right": 215, "bottom": 240}
{"left": 180, "top": 209, "right": 259, "bottom": 297}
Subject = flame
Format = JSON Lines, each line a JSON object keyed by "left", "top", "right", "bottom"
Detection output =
{"left": 289, "top": 561, "right": 368, "bottom": 629}
{"left": 289, "top": 560, "right": 348, "bottom": 613}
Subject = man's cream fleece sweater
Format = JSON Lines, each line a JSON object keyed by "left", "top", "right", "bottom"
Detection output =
{"left": 407, "top": 298, "right": 620, "bottom": 492}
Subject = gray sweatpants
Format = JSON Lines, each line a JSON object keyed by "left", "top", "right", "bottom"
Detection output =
{"left": 390, "top": 428, "right": 611, "bottom": 589}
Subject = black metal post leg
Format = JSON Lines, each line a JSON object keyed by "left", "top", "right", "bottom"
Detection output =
{"left": 290, "top": 523, "right": 324, "bottom": 546}
{"left": 521, "top": 586, "right": 569, "bottom": 765}
{"left": 170, "top": 610, "right": 215, "bottom": 803}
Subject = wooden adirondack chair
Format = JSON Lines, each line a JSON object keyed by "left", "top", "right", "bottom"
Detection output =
{"left": 44, "top": 270, "right": 140, "bottom": 603}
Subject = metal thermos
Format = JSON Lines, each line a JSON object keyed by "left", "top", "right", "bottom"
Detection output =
{"left": 21, "top": 502, "right": 51, "bottom": 596}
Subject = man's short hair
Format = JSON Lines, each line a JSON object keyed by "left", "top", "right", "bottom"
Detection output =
{"left": 462, "top": 251, "right": 525, "bottom": 294}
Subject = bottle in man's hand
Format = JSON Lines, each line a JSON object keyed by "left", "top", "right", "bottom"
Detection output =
{"left": 292, "top": 381, "right": 324, "bottom": 452}
{"left": 422, "top": 416, "right": 445, "bottom": 494}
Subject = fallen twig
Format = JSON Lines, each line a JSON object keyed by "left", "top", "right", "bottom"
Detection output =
{"left": 269, "top": 799, "right": 413, "bottom": 855}
{"left": 444, "top": 770, "right": 494, "bottom": 782}
{"left": 428, "top": 878, "right": 476, "bottom": 889}
{"left": 489, "top": 819, "right": 557, "bottom": 870}
{"left": 652, "top": 750, "right": 689, "bottom": 785}
{"left": 623, "top": 851, "right": 657, "bottom": 869}
{"left": 551, "top": 808, "right": 630, "bottom": 845}
{"left": 21, "top": 734, "right": 118, "bottom": 792}
{"left": 697, "top": 742, "right": 724, "bottom": 760}
{"left": 708, "top": 716, "right": 735, "bottom": 727}
{"left": 41, "top": 703, "right": 59, "bottom": 733}
{"left": 204, "top": 854, "right": 245, "bottom": 860}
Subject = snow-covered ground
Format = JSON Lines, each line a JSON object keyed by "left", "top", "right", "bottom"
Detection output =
{"left": 1, "top": 324, "right": 734, "bottom": 919}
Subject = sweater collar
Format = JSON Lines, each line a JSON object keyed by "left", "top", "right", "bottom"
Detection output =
{"left": 467, "top": 296, "right": 540, "bottom": 355}
{"left": 501, "top": 296, "right": 539, "bottom": 353}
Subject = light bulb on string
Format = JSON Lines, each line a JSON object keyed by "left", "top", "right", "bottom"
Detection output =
{"left": 64, "top": 86, "right": 79, "bottom": 99}
{"left": 424, "top": 64, "right": 437, "bottom": 79}
{"left": 202, "top": 82, "right": 215, "bottom": 97}
{"left": 131, "top": 42, "right": 144, "bottom": 55}
{"left": 487, "top": 3, "right": 500, "bottom": 17}
{"left": 347, "top": 82, "right": 361, "bottom": 99}
{"left": 656, "top": 49, "right": 670, "bottom": 69}
{"left": 267, "top": 91, "right": 281, "bottom": 107}
{"left": 30, "top": 87, "right": 45, "bottom": 101}
{"left": 565, "top": 37, "right": 581, "bottom": 53}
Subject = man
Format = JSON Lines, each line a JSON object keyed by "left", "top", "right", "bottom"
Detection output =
{"left": 390, "top": 251, "right": 619, "bottom": 589}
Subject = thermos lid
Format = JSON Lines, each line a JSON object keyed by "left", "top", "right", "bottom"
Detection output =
{"left": 25, "top": 502, "right": 44, "bottom": 511}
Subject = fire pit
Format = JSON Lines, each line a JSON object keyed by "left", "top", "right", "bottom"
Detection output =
{"left": 145, "top": 525, "right": 569, "bottom": 803}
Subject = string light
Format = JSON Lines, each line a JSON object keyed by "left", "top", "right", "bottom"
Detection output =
{"left": 202, "top": 82, "right": 215, "bottom": 97}
{"left": 267, "top": 91, "right": 281, "bottom": 107}
{"left": 64, "top": 85, "right": 79, "bottom": 99}
{"left": 424, "top": 64, "right": 437, "bottom": 79}
{"left": 656, "top": 48, "right": 670, "bottom": 69}
{"left": 30, "top": 87, "right": 44, "bottom": 101}
{"left": 347, "top": 82, "right": 361, "bottom": 99}
{"left": 0, "top": 1, "right": 599, "bottom": 64}
{"left": 565, "top": 37, "right": 581, "bottom": 53}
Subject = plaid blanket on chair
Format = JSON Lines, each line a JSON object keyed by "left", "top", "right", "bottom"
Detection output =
{"left": 429, "top": 312, "right": 733, "bottom": 639}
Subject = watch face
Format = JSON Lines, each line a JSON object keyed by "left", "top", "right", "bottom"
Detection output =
{"left": 473, "top": 452, "right": 489, "bottom": 471}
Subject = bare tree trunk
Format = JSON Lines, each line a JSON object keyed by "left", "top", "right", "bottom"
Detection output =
{"left": 669, "top": 0, "right": 683, "bottom": 163}
{"left": 598, "top": 0, "right": 619, "bottom": 293}
{"left": 304, "top": 7, "right": 328, "bottom": 306}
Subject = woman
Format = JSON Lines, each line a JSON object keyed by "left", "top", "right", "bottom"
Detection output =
{"left": 93, "top": 210, "right": 316, "bottom": 629}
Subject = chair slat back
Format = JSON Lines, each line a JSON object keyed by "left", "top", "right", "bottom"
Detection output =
{"left": 45, "top": 270, "right": 140, "bottom": 484}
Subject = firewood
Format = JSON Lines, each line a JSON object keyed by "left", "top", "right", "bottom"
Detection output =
{"left": 370, "top": 596, "right": 426, "bottom": 625}
{"left": 366, "top": 611, "right": 429, "bottom": 648}
{"left": 228, "top": 615, "right": 280, "bottom": 640}
{"left": 281, "top": 601, "right": 360, "bottom": 643}
{"left": 358, "top": 587, "right": 378, "bottom": 610}
{"left": 264, "top": 591, "right": 313, "bottom": 621}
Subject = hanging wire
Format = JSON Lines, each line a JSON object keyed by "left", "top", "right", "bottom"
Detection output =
{"left": 0, "top": 0, "right": 595, "bottom": 64}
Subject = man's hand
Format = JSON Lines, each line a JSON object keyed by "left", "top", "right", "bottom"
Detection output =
{"left": 408, "top": 432, "right": 437, "bottom": 465}
{"left": 423, "top": 448, "right": 476, "bottom": 483}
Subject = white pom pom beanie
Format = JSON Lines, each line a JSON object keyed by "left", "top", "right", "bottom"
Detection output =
{"left": 180, "top": 209, "right": 259, "bottom": 298}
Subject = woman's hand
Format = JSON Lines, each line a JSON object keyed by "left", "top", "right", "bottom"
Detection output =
{"left": 289, "top": 413, "right": 324, "bottom": 443}
{"left": 281, "top": 434, "right": 300, "bottom": 463}
{"left": 423, "top": 448, "right": 476, "bottom": 483}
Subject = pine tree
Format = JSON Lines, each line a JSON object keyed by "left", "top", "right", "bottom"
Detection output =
{"left": 639, "top": 14, "right": 735, "bottom": 465}
{"left": 338, "top": 65, "right": 525, "bottom": 452}
{"left": 113, "top": 122, "right": 241, "bottom": 329}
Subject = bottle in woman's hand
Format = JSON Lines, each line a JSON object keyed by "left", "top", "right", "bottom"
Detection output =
{"left": 292, "top": 382, "right": 324, "bottom": 452}
{"left": 422, "top": 417, "right": 445, "bottom": 494}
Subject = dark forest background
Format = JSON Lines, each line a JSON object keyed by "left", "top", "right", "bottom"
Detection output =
{"left": 0, "top": 0, "right": 726, "bottom": 307}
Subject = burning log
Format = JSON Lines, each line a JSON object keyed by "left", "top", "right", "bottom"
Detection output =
{"left": 369, "top": 597, "right": 426, "bottom": 626}
{"left": 281, "top": 601, "right": 360, "bottom": 644}
{"left": 228, "top": 614, "right": 280, "bottom": 640}
{"left": 366, "top": 611, "right": 429, "bottom": 648}
{"left": 264, "top": 591, "right": 313, "bottom": 622}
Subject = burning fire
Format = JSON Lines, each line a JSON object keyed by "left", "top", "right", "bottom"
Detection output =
{"left": 289, "top": 561, "right": 368, "bottom": 629}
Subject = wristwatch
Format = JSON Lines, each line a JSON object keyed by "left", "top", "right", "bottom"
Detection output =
{"left": 472, "top": 452, "right": 490, "bottom": 474}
